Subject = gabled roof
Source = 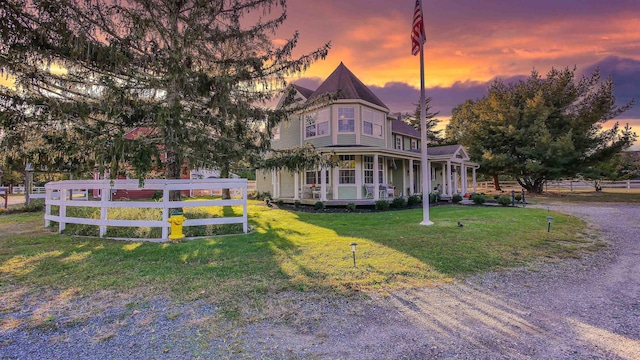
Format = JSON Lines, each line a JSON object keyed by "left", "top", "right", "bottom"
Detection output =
{"left": 292, "top": 84, "right": 314, "bottom": 100}
{"left": 391, "top": 119, "right": 420, "bottom": 138}
{"left": 307, "top": 62, "right": 388, "bottom": 110}
{"left": 428, "top": 144, "right": 468, "bottom": 159}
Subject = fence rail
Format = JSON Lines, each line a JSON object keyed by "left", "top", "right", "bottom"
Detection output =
{"left": 475, "top": 179, "right": 640, "bottom": 192}
{"left": 44, "top": 179, "right": 248, "bottom": 242}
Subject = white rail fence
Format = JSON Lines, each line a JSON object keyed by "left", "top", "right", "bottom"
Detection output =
{"left": 44, "top": 179, "right": 248, "bottom": 242}
{"left": 12, "top": 181, "right": 256, "bottom": 196}
{"left": 475, "top": 179, "right": 640, "bottom": 192}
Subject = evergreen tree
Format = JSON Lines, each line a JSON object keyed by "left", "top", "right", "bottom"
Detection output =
{"left": 446, "top": 67, "right": 636, "bottom": 193}
{"left": 0, "top": 0, "right": 330, "bottom": 197}
{"left": 403, "top": 97, "right": 443, "bottom": 144}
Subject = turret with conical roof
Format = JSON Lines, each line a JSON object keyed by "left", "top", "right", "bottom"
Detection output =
{"left": 306, "top": 62, "right": 389, "bottom": 110}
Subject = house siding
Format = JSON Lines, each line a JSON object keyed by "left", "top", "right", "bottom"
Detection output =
{"left": 360, "top": 136, "right": 385, "bottom": 147}
{"left": 337, "top": 134, "right": 357, "bottom": 145}
{"left": 272, "top": 116, "right": 302, "bottom": 150}
{"left": 280, "top": 171, "right": 296, "bottom": 198}
{"left": 392, "top": 170, "right": 404, "bottom": 196}
{"left": 306, "top": 136, "right": 333, "bottom": 148}
{"left": 338, "top": 186, "right": 357, "bottom": 199}
{"left": 255, "top": 169, "right": 273, "bottom": 194}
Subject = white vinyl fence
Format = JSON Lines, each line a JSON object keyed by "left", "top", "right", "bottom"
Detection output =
{"left": 475, "top": 179, "right": 640, "bottom": 192}
{"left": 44, "top": 179, "right": 248, "bottom": 242}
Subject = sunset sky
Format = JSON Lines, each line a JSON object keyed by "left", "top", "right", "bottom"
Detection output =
{"left": 276, "top": 0, "right": 640, "bottom": 147}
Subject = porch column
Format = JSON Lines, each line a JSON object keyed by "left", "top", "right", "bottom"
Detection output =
{"left": 401, "top": 160, "right": 407, "bottom": 197}
{"left": 409, "top": 159, "right": 415, "bottom": 195}
{"left": 320, "top": 167, "right": 327, "bottom": 201}
{"left": 294, "top": 172, "right": 300, "bottom": 200}
{"left": 473, "top": 167, "right": 477, "bottom": 193}
{"left": 453, "top": 164, "right": 459, "bottom": 195}
{"left": 447, "top": 161, "right": 453, "bottom": 197}
{"left": 426, "top": 161, "right": 432, "bottom": 197}
{"left": 438, "top": 164, "right": 444, "bottom": 194}
{"left": 462, "top": 165, "right": 468, "bottom": 194}
{"left": 373, "top": 155, "right": 380, "bottom": 200}
{"left": 272, "top": 169, "right": 278, "bottom": 198}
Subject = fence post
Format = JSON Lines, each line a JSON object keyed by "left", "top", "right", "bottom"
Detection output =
{"left": 162, "top": 186, "right": 169, "bottom": 240}
{"left": 243, "top": 181, "right": 248, "bottom": 233}
{"left": 628, "top": 180, "right": 631, "bottom": 193}
{"left": 44, "top": 187, "right": 51, "bottom": 227}
{"left": 99, "top": 183, "right": 108, "bottom": 237}
{"left": 58, "top": 185, "right": 67, "bottom": 233}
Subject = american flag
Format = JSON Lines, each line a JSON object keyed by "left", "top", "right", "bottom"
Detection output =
{"left": 411, "top": 0, "right": 426, "bottom": 56}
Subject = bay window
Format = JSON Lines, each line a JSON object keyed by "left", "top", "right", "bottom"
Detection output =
{"left": 305, "top": 109, "right": 329, "bottom": 139}
{"left": 338, "top": 107, "right": 355, "bottom": 133}
{"left": 362, "top": 109, "right": 383, "bottom": 138}
{"left": 339, "top": 155, "right": 356, "bottom": 184}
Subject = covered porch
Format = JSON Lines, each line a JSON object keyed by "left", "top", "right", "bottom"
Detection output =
{"left": 270, "top": 147, "right": 478, "bottom": 203}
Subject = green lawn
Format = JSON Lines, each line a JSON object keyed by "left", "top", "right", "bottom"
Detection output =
{"left": 1, "top": 202, "right": 593, "bottom": 313}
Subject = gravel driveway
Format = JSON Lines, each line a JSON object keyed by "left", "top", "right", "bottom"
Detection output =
{"left": 2, "top": 203, "right": 639, "bottom": 359}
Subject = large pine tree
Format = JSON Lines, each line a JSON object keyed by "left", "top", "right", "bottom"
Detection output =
{"left": 0, "top": 0, "right": 329, "bottom": 191}
{"left": 445, "top": 67, "right": 636, "bottom": 193}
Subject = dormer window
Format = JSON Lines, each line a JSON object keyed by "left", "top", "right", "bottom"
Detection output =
{"left": 362, "top": 109, "right": 383, "bottom": 138}
{"left": 338, "top": 107, "right": 355, "bottom": 133}
{"left": 305, "top": 109, "right": 329, "bottom": 139}
{"left": 395, "top": 136, "right": 402, "bottom": 150}
{"left": 411, "top": 139, "right": 417, "bottom": 150}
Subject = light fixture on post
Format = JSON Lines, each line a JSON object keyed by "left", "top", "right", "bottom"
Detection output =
{"left": 546, "top": 216, "right": 554, "bottom": 232}
{"left": 349, "top": 242, "right": 358, "bottom": 267}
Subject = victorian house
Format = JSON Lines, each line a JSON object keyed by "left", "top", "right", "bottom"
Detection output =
{"left": 256, "top": 63, "right": 479, "bottom": 204}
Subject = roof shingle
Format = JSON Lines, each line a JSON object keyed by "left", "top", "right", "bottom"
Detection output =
{"left": 306, "top": 63, "right": 388, "bottom": 110}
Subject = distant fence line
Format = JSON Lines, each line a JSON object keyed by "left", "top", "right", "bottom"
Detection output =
{"left": 8, "top": 180, "right": 256, "bottom": 196}
{"left": 44, "top": 179, "right": 249, "bottom": 242}
{"left": 475, "top": 180, "right": 640, "bottom": 192}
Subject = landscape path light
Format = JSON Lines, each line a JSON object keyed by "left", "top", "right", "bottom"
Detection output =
{"left": 349, "top": 242, "right": 358, "bottom": 268}
{"left": 547, "top": 216, "right": 554, "bottom": 232}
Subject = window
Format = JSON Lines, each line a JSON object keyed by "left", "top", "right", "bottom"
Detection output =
{"left": 339, "top": 155, "right": 356, "bottom": 184}
{"left": 395, "top": 136, "right": 402, "bottom": 150}
{"left": 411, "top": 139, "right": 417, "bottom": 150}
{"left": 338, "top": 107, "right": 355, "bottom": 133}
{"left": 378, "top": 160, "right": 384, "bottom": 183}
{"left": 362, "top": 109, "right": 383, "bottom": 138}
{"left": 305, "top": 109, "right": 329, "bottom": 139}
{"left": 363, "top": 156, "right": 373, "bottom": 184}
{"left": 306, "top": 170, "right": 330, "bottom": 185}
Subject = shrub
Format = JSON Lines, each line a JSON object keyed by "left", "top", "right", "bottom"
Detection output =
{"left": 151, "top": 190, "right": 163, "bottom": 200}
{"left": 429, "top": 192, "right": 441, "bottom": 204}
{"left": 314, "top": 201, "right": 325, "bottom": 210}
{"left": 375, "top": 200, "right": 390, "bottom": 211}
{"left": 471, "top": 194, "right": 486, "bottom": 204}
{"left": 276, "top": 199, "right": 284, "bottom": 207}
{"left": 252, "top": 191, "right": 271, "bottom": 201}
{"left": 514, "top": 194, "right": 522, "bottom": 202}
{"left": 346, "top": 203, "right": 357, "bottom": 212}
{"left": 0, "top": 199, "right": 45, "bottom": 215}
{"left": 407, "top": 195, "right": 420, "bottom": 206}
{"left": 294, "top": 200, "right": 301, "bottom": 208}
{"left": 497, "top": 196, "right": 511, "bottom": 206}
{"left": 493, "top": 194, "right": 500, "bottom": 200}
{"left": 452, "top": 194, "right": 463, "bottom": 203}
{"left": 390, "top": 197, "right": 407, "bottom": 209}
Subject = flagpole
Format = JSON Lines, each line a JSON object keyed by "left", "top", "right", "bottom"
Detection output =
{"left": 419, "top": 15, "right": 433, "bottom": 226}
